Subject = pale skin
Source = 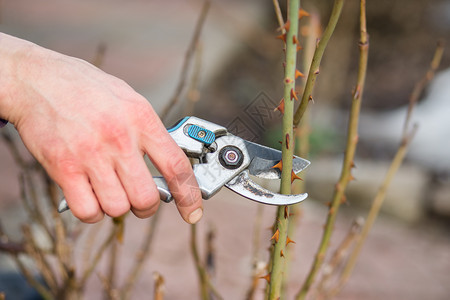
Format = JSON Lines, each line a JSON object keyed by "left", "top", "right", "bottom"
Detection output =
{"left": 0, "top": 33, "right": 203, "bottom": 224}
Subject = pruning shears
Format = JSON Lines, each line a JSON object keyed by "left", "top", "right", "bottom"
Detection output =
{"left": 58, "top": 116, "right": 310, "bottom": 213}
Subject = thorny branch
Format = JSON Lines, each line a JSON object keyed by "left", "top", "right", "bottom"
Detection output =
{"left": 296, "top": 0, "right": 365, "bottom": 298}
{"left": 268, "top": 1, "right": 301, "bottom": 299}
{"left": 293, "top": 0, "right": 346, "bottom": 126}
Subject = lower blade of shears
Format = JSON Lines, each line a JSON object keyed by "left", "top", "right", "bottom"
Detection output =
{"left": 225, "top": 170, "right": 308, "bottom": 206}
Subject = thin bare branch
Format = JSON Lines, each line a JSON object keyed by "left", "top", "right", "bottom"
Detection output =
{"left": 272, "top": 0, "right": 286, "bottom": 34}
{"left": 13, "top": 255, "right": 53, "bottom": 300}
{"left": 153, "top": 272, "right": 165, "bottom": 300}
{"left": 244, "top": 205, "right": 265, "bottom": 300}
{"left": 184, "top": 41, "right": 203, "bottom": 116}
{"left": 332, "top": 43, "right": 443, "bottom": 296}
{"left": 191, "top": 224, "right": 224, "bottom": 300}
{"left": 121, "top": 210, "right": 161, "bottom": 300}
{"left": 160, "top": 0, "right": 211, "bottom": 121}
{"left": 92, "top": 43, "right": 107, "bottom": 69}
{"left": 22, "top": 225, "right": 59, "bottom": 295}
{"left": 403, "top": 40, "right": 444, "bottom": 136}
{"left": 317, "top": 218, "right": 364, "bottom": 297}
{"left": 80, "top": 221, "right": 119, "bottom": 287}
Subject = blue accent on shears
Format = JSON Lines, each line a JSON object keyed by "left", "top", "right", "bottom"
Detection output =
{"left": 187, "top": 125, "right": 215, "bottom": 146}
{"left": 167, "top": 116, "right": 190, "bottom": 133}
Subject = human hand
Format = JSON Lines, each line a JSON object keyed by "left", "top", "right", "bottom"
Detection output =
{"left": 0, "top": 33, "right": 203, "bottom": 224}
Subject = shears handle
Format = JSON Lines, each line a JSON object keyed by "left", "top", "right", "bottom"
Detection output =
{"left": 57, "top": 177, "right": 173, "bottom": 213}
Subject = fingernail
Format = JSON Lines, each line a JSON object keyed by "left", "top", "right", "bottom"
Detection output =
{"left": 188, "top": 208, "right": 203, "bottom": 224}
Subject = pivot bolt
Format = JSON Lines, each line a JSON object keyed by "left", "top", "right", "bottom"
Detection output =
{"left": 219, "top": 146, "right": 243, "bottom": 169}
{"left": 197, "top": 130, "right": 206, "bottom": 138}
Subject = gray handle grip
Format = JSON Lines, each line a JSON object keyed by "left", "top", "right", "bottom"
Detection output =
{"left": 58, "top": 177, "right": 173, "bottom": 213}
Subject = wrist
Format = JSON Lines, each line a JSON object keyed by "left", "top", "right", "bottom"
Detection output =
{"left": 0, "top": 33, "right": 39, "bottom": 125}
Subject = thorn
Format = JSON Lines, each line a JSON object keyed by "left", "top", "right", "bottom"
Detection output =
{"left": 329, "top": 207, "right": 335, "bottom": 215}
{"left": 276, "top": 33, "right": 286, "bottom": 43}
{"left": 290, "top": 88, "right": 298, "bottom": 101}
{"left": 291, "top": 171, "right": 303, "bottom": 183}
{"left": 272, "top": 160, "right": 283, "bottom": 171}
{"left": 282, "top": 62, "right": 286, "bottom": 69}
{"left": 353, "top": 85, "right": 361, "bottom": 99}
{"left": 341, "top": 195, "right": 348, "bottom": 204}
{"left": 278, "top": 20, "right": 291, "bottom": 32}
{"left": 348, "top": 174, "right": 356, "bottom": 181}
{"left": 297, "top": 44, "right": 303, "bottom": 52}
{"left": 260, "top": 273, "right": 271, "bottom": 283}
{"left": 299, "top": 8, "right": 310, "bottom": 19}
{"left": 314, "top": 68, "right": 320, "bottom": 75}
{"left": 309, "top": 95, "right": 315, "bottom": 103}
{"left": 293, "top": 35, "right": 298, "bottom": 44}
{"left": 295, "top": 69, "right": 305, "bottom": 79}
{"left": 285, "top": 133, "right": 290, "bottom": 150}
{"left": 285, "top": 77, "right": 293, "bottom": 84}
{"left": 286, "top": 236, "right": 296, "bottom": 246}
{"left": 325, "top": 201, "right": 331, "bottom": 207}
{"left": 280, "top": 250, "right": 285, "bottom": 257}
{"left": 274, "top": 98, "right": 285, "bottom": 114}
{"left": 271, "top": 229, "right": 280, "bottom": 243}
{"left": 351, "top": 161, "right": 357, "bottom": 169}
{"left": 284, "top": 205, "right": 289, "bottom": 219}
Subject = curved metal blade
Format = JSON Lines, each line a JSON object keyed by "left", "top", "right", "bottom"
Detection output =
{"left": 243, "top": 140, "right": 310, "bottom": 179}
{"left": 225, "top": 170, "right": 308, "bottom": 206}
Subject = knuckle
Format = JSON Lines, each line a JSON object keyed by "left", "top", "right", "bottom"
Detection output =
{"left": 130, "top": 187, "right": 160, "bottom": 211}
{"left": 81, "top": 213, "right": 104, "bottom": 224}
{"left": 134, "top": 102, "right": 155, "bottom": 123}
{"left": 132, "top": 201, "right": 159, "bottom": 219}
{"left": 165, "top": 154, "right": 192, "bottom": 181}
{"left": 101, "top": 199, "right": 130, "bottom": 218}
{"left": 97, "top": 119, "right": 134, "bottom": 155}
{"left": 72, "top": 205, "right": 104, "bottom": 224}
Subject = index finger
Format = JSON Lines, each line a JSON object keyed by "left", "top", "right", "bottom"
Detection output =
{"left": 138, "top": 107, "right": 203, "bottom": 224}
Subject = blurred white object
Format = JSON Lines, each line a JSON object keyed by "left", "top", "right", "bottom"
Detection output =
{"left": 360, "top": 68, "right": 450, "bottom": 172}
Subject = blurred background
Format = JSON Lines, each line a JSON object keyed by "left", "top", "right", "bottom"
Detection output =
{"left": 0, "top": 0, "right": 449, "bottom": 299}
